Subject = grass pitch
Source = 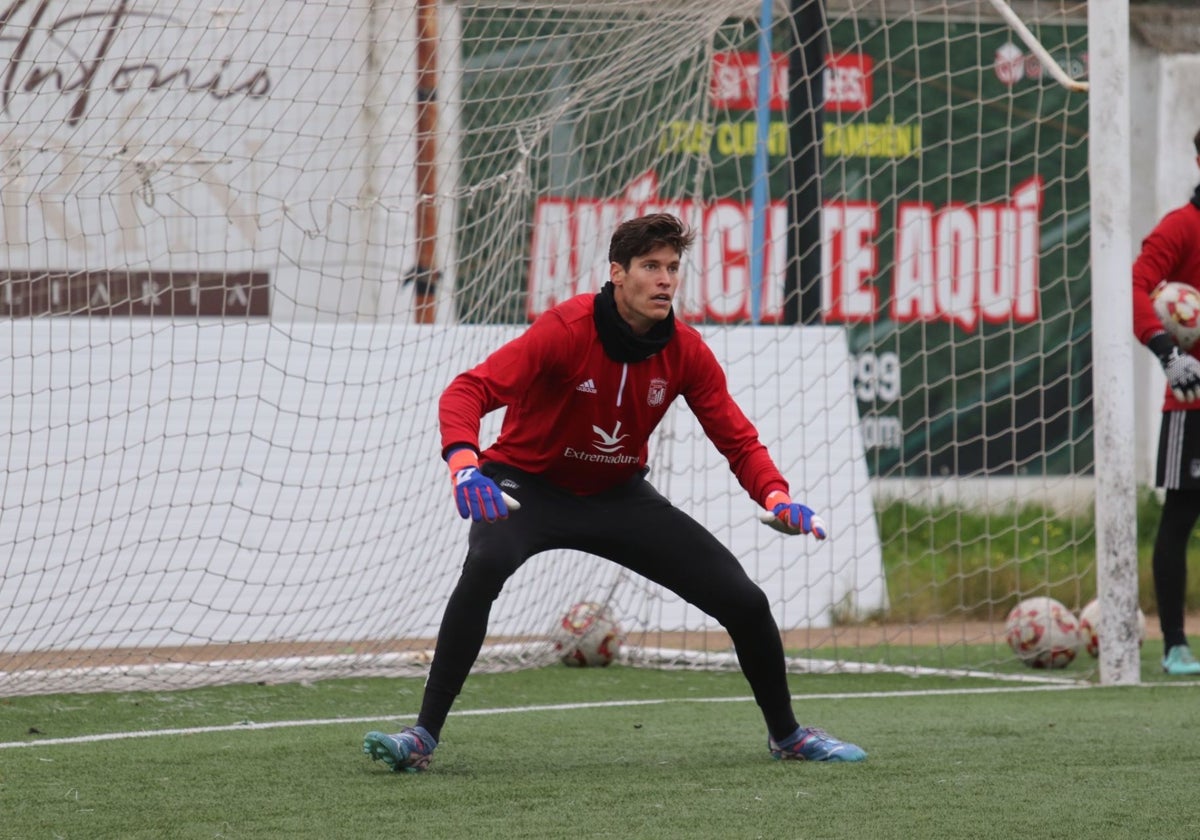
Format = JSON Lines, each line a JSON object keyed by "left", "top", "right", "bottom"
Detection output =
{"left": 3, "top": 646, "right": 1198, "bottom": 840}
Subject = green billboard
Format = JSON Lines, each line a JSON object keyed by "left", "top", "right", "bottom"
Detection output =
{"left": 457, "top": 11, "right": 1092, "bottom": 478}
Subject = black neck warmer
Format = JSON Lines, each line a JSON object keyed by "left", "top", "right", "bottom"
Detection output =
{"left": 592, "top": 281, "right": 675, "bottom": 362}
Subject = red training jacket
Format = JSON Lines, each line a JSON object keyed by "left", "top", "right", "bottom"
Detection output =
{"left": 1132, "top": 200, "right": 1200, "bottom": 411}
{"left": 439, "top": 294, "right": 789, "bottom": 505}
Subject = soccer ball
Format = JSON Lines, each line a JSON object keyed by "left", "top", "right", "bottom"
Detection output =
{"left": 1078, "top": 598, "right": 1147, "bottom": 658}
{"left": 1004, "top": 596, "right": 1081, "bottom": 669}
{"left": 1151, "top": 281, "right": 1200, "bottom": 350}
{"left": 554, "top": 601, "right": 623, "bottom": 667}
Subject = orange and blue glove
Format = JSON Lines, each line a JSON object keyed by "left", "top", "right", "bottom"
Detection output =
{"left": 446, "top": 448, "right": 519, "bottom": 522}
{"left": 760, "top": 490, "right": 827, "bottom": 540}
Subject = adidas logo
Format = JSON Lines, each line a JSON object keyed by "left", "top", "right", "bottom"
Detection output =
{"left": 576, "top": 379, "right": 597, "bottom": 394}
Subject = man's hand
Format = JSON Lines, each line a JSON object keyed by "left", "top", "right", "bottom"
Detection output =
{"left": 1150, "top": 333, "right": 1200, "bottom": 402}
{"left": 760, "top": 490, "right": 827, "bottom": 539}
{"left": 447, "top": 448, "right": 519, "bottom": 522}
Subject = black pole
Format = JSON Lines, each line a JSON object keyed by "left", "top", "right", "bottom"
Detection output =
{"left": 787, "top": 0, "right": 825, "bottom": 325}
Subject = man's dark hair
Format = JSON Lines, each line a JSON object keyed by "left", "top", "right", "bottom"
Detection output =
{"left": 608, "top": 213, "right": 697, "bottom": 268}
{"left": 1194, "top": 127, "right": 1200, "bottom": 157}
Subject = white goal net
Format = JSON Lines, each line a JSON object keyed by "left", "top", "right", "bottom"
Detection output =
{"left": 0, "top": 0, "right": 1099, "bottom": 694}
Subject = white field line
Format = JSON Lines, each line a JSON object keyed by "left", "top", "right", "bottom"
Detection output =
{"left": 0, "top": 644, "right": 1087, "bottom": 696}
{"left": 4, "top": 680, "right": 1200, "bottom": 751}
{"left": 645, "top": 648, "right": 1090, "bottom": 685}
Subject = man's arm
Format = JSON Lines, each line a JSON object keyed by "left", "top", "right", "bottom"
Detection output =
{"left": 444, "top": 445, "right": 520, "bottom": 522}
{"left": 438, "top": 312, "right": 570, "bottom": 455}
{"left": 1132, "top": 212, "right": 1188, "bottom": 344}
{"left": 759, "top": 491, "right": 828, "bottom": 539}
{"left": 1132, "top": 211, "right": 1200, "bottom": 402}
{"left": 1148, "top": 331, "right": 1200, "bottom": 403}
{"left": 436, "top": 313, "right": 569, "bottom": 521}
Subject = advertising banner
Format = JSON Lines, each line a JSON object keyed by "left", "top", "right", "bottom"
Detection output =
{"left": 473, "top": 16, "right": 1092, "bottom": 478}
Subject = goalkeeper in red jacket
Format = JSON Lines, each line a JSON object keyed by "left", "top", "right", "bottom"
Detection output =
{"left": 364, "top": 213, "right": 866, "bottom": 771}
{"left": 1133, "top": 128, "right": 1200, "bottom": 676}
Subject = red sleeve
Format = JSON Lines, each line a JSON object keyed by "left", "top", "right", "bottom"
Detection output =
{"left": 438, "top": 312, "right": 570, "bottom": 457}
{"left": 1133, "top": 211, "right": 1190, "bottom": 344}
{"left": 679, "top": 337, "right": 788, "bottom": 507}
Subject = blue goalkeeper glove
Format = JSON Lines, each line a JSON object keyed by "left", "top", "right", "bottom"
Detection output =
{"left": 447, "top": 448, "right": 519, "bottom": 522}
{"left": 759, "top": 490, "right": 828, "bottom": 539}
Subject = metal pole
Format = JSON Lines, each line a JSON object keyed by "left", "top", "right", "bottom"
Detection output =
{"left": 786, "top": 0, "right": 824, "bottom": 325}
{"left": 749, "top": 0, "right": 775, "bottom": 324}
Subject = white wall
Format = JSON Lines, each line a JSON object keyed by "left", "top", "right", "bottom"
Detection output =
{"left": 0, "top": 1, "right": 462, "bottom": 324}
{"left": 0, "top": 322, "right": 884, "bottom": 653}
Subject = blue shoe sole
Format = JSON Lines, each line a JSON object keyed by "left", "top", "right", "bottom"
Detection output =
{"left": 1162, "top": 663, "right": 1200, "bottom": 676}
{"left": 1161, "top": 647, "right": 1200, "bottom": 676}
{"left": 363, "top": 731, "right": 421, "bottom": 773}
{"left": 772, "top": 749, "right": 868, "bottom": 762}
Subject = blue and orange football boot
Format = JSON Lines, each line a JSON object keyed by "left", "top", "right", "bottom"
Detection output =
{"left": 363, "top": 726, "right": 437, "bottom": 772}
{"left": 769, "top": 726, "right": 867, "bottom": 762}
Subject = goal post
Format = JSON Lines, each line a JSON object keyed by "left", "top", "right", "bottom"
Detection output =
{"left": 1086, "top": 0, "right": 1139, "bottom": 686}
{"left": 985, "top": 0, "right": 1088, "bottom": 92}
{"left": 0, "top": 0, "right": 1120, "bottom": 695}
{"left": 988, "top": 0, "right": 1142, "bottom": 685}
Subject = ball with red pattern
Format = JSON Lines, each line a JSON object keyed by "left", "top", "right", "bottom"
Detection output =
{"left": 1078, "top": 598, "right": 1146, "bottom": 658}
{"left": 1152, "top": 281, "right": 1200, "bottom": 350}
{"left": 1004, "top": 596, "right": 1081, "bottom": 669}
{"left": 555, "top": 601, "right": 623, "bottom": 667}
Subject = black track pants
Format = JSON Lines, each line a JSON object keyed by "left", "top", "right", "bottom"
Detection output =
{"left": 418, "top": 465, "right": 799, "bottom": 742}
{"left": 1153, "top": 488, "right": 1200, "bottom": 650}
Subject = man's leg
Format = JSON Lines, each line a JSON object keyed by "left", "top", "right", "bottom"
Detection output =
{"left": 365, "top": 467, "right": 561, "bottom": 771}
{"left": 1154, "top": 489, "right": 1200, "bottom": 652}
{"left": 1154, "top": 411, "right": 1200, "bottom": 675}
{"left": 417, "top": 521, "right": 531, "bottom": 739}
{"left": 575, "top": 480, "right": 863, "bottom": 760}
{"left": 363, "top": 522, "right": 531, "bottom": 771}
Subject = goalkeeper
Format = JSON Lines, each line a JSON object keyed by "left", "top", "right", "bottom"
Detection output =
{"left": 1133, "top": 128, "right": 1200, "bottom": 676}
{"left": 364, "top": 213, "right": 866, "bottom": 771}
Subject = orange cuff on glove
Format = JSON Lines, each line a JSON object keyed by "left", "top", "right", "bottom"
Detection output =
{"left": 764, "top": 489, "right": 791, "bottom": 510}
{"left": 447, "top": 448, "right": 479, "bottom": 476}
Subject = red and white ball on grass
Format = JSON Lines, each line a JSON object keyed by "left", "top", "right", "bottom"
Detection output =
{"left": 1077, "top": 597, "right": 1146, "bottom": 658}
{"left": 1004, "top": 596, "right": 1081, "bottom": 669}
{"left": 1152, "top": 281, "right": 1200, "bottom": 350}
{"left": 555, "top": 601, "right": 623, "bottom": 667}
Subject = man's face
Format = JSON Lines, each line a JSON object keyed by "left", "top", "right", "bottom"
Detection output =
{"left": 610, "top": 244, "right": 681, "bottom": 335}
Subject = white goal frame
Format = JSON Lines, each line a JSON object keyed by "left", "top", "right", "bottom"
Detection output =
{"left": 0, "top": 0, "right": 1142, "bottom": 693}
{"left": 1086, "top": 0, "right": 1139, "bottom": 686}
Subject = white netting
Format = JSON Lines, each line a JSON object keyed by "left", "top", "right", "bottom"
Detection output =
{"left": 0, "top": 0, "right": 1099, "bottom": 695}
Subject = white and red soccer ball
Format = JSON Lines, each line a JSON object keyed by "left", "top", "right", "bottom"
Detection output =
{"left": 1152, "top": 281, "right": 1200, "bottom": 350}
{"left": 1004, "top": 596, "right": 1081, "bottom": 669}
{"left": 555, "top": 601, "right": 623, "bottom": 667}
{"left": 1078, "top": 597, "right": 1146, "bottom": 658}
